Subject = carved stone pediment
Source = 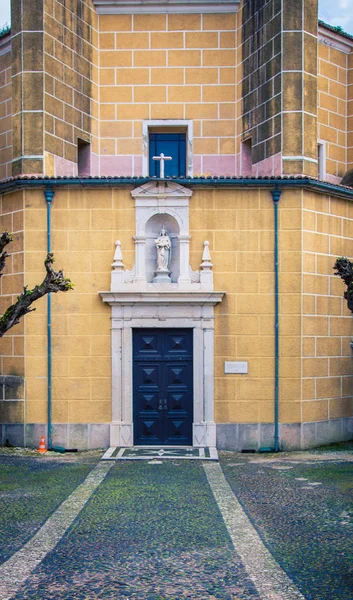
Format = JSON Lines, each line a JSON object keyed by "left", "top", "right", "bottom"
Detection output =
{"left": 131, "top": 180, "right": 193, "bottom": 200}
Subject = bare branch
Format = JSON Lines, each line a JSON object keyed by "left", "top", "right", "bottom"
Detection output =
{"left": 0, "top": 252, "right": 73, "bottom": 337}
{"left": 333, "top": 257, "right": 353, "bottom": 313}
{"left": 0, "top": 232, "right": 12, "bottom": 254}
{"left": 0, "top": 232, "right": 12, "bottom": 278}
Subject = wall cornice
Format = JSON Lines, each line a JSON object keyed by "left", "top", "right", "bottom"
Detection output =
{"left": 0, "top": 32, "right": 11, "bottom": 56}
{"left": 318, "top": 25, "right": 353, "bottom": 54}
{"left": 100, "top": 290, "right": 225, "bottom": 305}
{"left": 93, "top": 0, "right": 240, "bottom": 14}
{"left": 1, "top": 177, "right": 353, "bottom": 202}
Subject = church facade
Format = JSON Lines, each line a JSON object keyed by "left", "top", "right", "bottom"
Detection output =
{"left": 0, "top": 0, "right": 352, "bottom": 451}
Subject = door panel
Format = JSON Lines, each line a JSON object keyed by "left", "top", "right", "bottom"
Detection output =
{"left": 133, "top": 329, "right": 193, "bottom": 445}
{"left": 164, "top": 331, "right": 193, "bottom": 357}
{"left": 136, "top": 416, "right": 161, "bottom": 444}
{"left": 135, "top": 332, "right": 162, "bottom": 358}
{"left": 166, "top": 416, "right": 191, "bottom": 444}
{"left": 140, "top": 391, "right": 158, "bottom": 411}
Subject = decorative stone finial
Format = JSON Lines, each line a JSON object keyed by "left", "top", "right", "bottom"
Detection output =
{"left": 201, "top": 241, "right": 213, "bottom": 270}
{"left": 111, "top": 241, "right": 125, "bottom": 289}
{"left": 112, "top": 240, "right": 124, "bottom": 271}
{"left": 200, "top": 241, "right": 213, "bottom": 287}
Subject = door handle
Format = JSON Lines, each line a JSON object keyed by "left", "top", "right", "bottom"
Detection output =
{"left": 158, "top": 399, "right": 163, "bottom": 410}
{"left": 164, "top": 398, "right": 168, "bottom": 411}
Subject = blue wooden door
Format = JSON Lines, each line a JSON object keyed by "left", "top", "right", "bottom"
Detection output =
{"left": 149, "top": 133, "right": 186, "bottom": 177}
{"left": 133, "top": 329, "right": 193, "bottom": 445}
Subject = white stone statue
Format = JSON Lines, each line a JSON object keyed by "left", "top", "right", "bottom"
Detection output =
{"left": 155, "top": 226, "right": 171, "bottom": 271}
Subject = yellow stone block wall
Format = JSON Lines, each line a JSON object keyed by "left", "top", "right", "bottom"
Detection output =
{"left": 11, "top": 0, "right": 46, "bottom": 175}
{"left": 0, "top": 191, "right": 25, "bottom": 376}
{"left": 348, "top": 51, "right": 353, "bottom": 171}
{"left": 0, "top": 38, "right": 12, "bottom": 181}
{"left": 235, "top": 6, "right": 243, "bottom": 176}
{"left": 191, "top": 187, "right": 353, "bottom": 427}
{"left": 44, "top": 0, "right": 99, "bottom": 176}
{"left": 281, "top": 1, "right": 318, "bottom": 178}
{"left": 0, "top": 191, "right": 25, "bottom": 424}
{"left": 302, "top": 191, "right": 353, "bottom": 423}
{"left": 190, "top": 188, "right": 302, "bottom": 425}
{"left": 98, "top": 12, "right": 239, "bottom": 176}
{"left": 24, "top": 187, "right": 135, "bottom": 424}
{"left": 23, "top": 185, "right": 302, "bottom": 428}
{"left": 318, "top": 42, "right": 348, "bottom": 182}
{"left": 1, "top": 185, "right": 351, "bottom": 433}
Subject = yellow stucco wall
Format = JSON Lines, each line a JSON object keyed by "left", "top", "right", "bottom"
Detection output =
{"left": 318, "top": 42, "right": 348, "bottom": 181}
{"left": 0, "top": 190, "right": 25, "bottom": 425}
{"left": 0, "top": 40, "right": 12, "bottom": 181}
{"left": 191, "top": 188, "right": 303, "bottom": 425}
{"left": 98, "top": 12, "right": 240, "bottom": 175}
{"left": 44, "top": 0, "right": 99, "bottom": 175}
{"left": 24, "top": 187, "right": 135, "bottom": 425}
{"left": 303, "top": 191, "right": 353, "bottom": 422}
{"left": 348, "top": 52, "right": 353, "bottom": 171}
{"left": 0, "top": 185, "right": 352, "bottom": 431}
{"left": 23, "top": 186, "right": 294, "bottom": 427}
{"left": 0, "top": 191, "right": 25, "bottom": 377}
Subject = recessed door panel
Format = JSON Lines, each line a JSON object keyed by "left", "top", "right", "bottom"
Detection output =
{"left": 133, "top": 332, "right": 162, "bottom": 359}
{"left": 135, "top": 417, "right": 161, "bottom": 444}
{"left": 166, "top": 415, "right": 191, "bottom": 444}
{"left": 164, "top": 331, "right": 193, "bottom": 357}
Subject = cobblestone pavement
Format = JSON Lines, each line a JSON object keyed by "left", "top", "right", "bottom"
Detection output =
{"left": 221, "top": 450, "right": 353, "bottom": 600}
{"left": 0, "top": 452, "right": 97, "bottom": 565}
{"left": 0, "top": 447, "right": 352, "bottom": 599}
{"left": 9, "top": 461, "right": 260, "bottom": 600}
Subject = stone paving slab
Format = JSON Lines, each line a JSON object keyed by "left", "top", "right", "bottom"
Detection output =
{"left": 102, "top": 446, "right": 218, "bottom": 460}
{"left": 10, "top": 461, "right": 260, "bottom": 600}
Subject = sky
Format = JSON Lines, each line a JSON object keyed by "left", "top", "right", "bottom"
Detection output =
{"left": 319, "top": 0, "right": 353, "bottom": 35}
{"left": 0, "top": 0, "right": 10, "bottom": 29}
{"left": 0, "top": 0, "right": 352, "bottom": 35}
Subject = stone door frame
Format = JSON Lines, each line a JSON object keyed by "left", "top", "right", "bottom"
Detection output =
{"left": 101, "top": 291, "right": 223, "bottom": 448}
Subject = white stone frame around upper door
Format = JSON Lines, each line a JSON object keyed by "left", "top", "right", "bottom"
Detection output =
{"left": 142, "top": 120, "right": 194, "bottom": 178}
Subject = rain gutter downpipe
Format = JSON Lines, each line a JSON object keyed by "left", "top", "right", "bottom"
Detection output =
{"left": 44, "top": 187, "right": 55, "bottom": 450}
{"left": 271, "top": 187, "right": 282, "bottom": 453}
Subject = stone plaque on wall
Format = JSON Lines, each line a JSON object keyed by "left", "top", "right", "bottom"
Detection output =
{"left": 224, "top": 361, "right": 248, "bottom": 374}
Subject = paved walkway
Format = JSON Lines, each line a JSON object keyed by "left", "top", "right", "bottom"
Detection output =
{"left": 0, "top": 450, "right": 352, "bottom": 599}
{"left": 221, "top": 451, "right": 353, "bottom": 600}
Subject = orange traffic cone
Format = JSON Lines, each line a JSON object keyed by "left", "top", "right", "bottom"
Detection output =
{"left": 37, "top": 435, "right": 47, "bottom": 454}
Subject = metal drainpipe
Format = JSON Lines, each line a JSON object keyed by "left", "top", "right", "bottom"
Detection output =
{"left": 271, "top": 187, "right": 282, "bottom": 453}
{"left": 44, "top": 187, "right": 55, "bottom": 450}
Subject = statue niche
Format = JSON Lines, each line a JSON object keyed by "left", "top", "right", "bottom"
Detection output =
{"left": 145, "top": 214, "right": 179, "bottom": 284}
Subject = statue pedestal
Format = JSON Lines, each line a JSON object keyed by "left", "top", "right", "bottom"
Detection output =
{"left": 153, "top": 269, "right": 171, "bottom": 284}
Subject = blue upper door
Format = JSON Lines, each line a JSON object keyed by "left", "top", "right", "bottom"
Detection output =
{"left": 149, "top": 133, "right": 187, "bottom": 177}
